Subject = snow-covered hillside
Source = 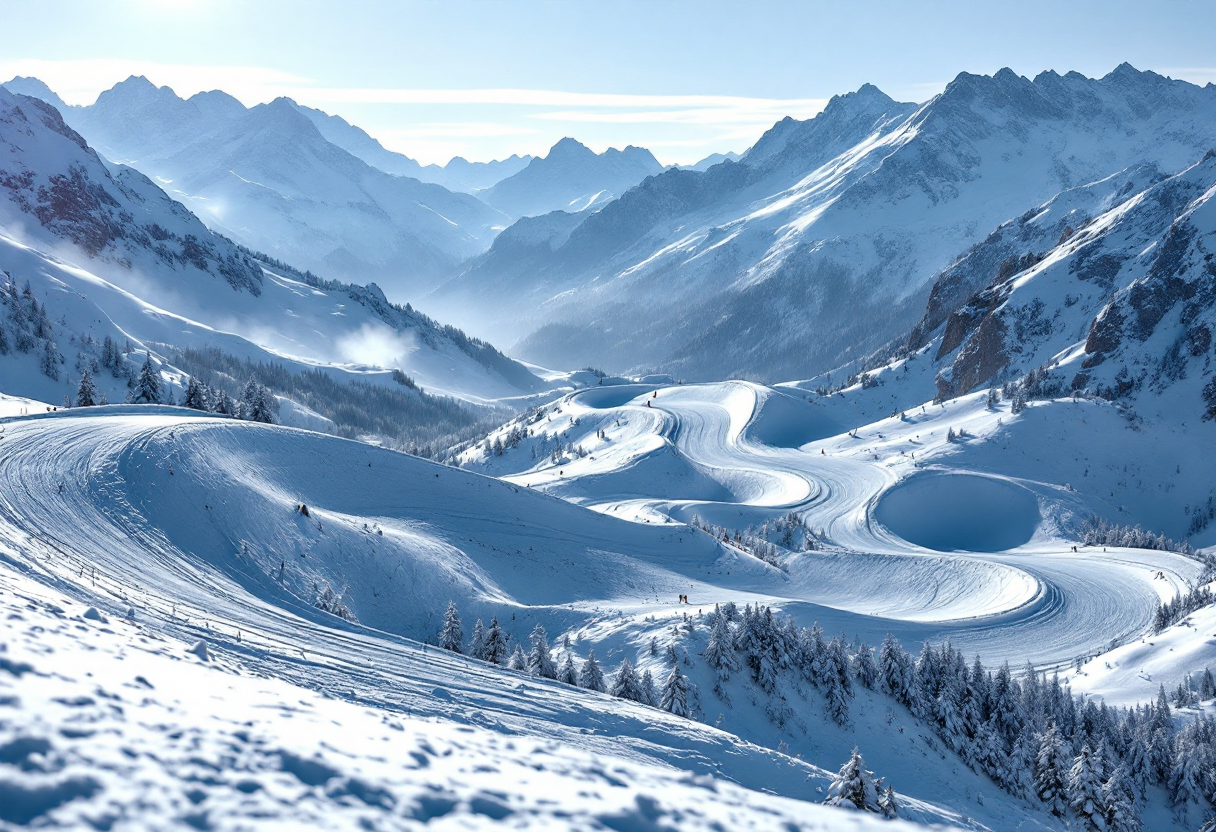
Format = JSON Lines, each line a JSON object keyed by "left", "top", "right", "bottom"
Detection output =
{"left": 0, "top": 85, "right": 543, "bottom": 425}
{"left": 435, "top": 67, "right": 1216, "bottom": 384}
{"left": 3, "top": 76, "right": 511, "bottom": 296}
{"left": 0, "top": 407, "right": 1065, "bottom": 831}
{"left": 482, "top": 137, "right": 665, "bottom": 219}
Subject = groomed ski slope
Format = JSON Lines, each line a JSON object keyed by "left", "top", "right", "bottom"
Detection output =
{"left": 476, "top": 380, "right": 1202, "bottom": 667}
{"left": 0, "top": 405, "right": 997, "bottom": 829}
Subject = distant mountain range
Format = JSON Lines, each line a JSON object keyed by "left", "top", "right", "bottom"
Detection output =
{"left": 9, "top": 65, "right": 1214, "bottom": 395}
{"left": 481, "top": 137, "right": 664, "bottom": 218}
{"left": 0, "top": 85, "right": 543, "bottom": 414}
{"left": 427, "top": 65, "right": 1216, "bottom": 384}
{"left": 2, "top": 76, "right": 675, "bottom": 298}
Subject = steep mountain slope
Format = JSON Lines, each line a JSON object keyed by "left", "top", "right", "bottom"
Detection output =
{"left": 437, "top": 67, "right": 1216, "bottom": 383}
{"left": 0, "top": 87, "right": 542, "bottom": 408}
{"left": 0, "top": 86, "right": 262, "bottom": 293}
{"left": 482, "top": 137, "right": 665, "bottom": 218}
{"left": 929, "top": 151, "right": 1216, "bottom": 417}
{"left": 5, "top": 76, "right": 510, "bottom": 296}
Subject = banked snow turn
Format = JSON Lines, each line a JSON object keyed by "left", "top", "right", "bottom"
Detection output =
{"left": 466, "top": 379, "right": 1201, "bottom": 666}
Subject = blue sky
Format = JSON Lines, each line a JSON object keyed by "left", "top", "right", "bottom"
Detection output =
{"left": 2, "top": 0, "right": 1213, "bottom": 165}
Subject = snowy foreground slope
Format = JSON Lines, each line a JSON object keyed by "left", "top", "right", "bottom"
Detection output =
{"left": 0, "top": 379, "right": 1213, "bottom": 828}
{"left": 1, "top": 569, "right": 914, "bottom": 831}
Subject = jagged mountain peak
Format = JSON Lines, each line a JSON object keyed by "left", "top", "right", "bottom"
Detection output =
{"left": 546, "top": 136, "right": 596, "bottom": 159}
{"left": 0, "top": 86, "right": 90, "bottom": 153}
{"left": 743, "top": 81, "right": 912, "bottom": 170}
{"left": 2, "top": 76, "right": 68, "bottom": 112}
{"left": 95, "top": 74, "right": 177, "bottom": 106}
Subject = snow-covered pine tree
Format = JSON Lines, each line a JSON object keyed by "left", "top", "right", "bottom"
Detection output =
{"left": 659, "top": 664, "right": 689, "bottom": 717}
{"left": 1167, "top": 725, "right": 1211, "bottom": 816}
{"left": 132, "top": 354, "right": 162, "bottom": 404}
{"left": 640, "top": 668, "right": 657, "bottom": 706}
{"left": 823, "top": 748, "right": 880, "bottom": 812}
{"left": 824, "top": 636, "right": 853, "bottom": 725}
{"left": 1102, "top": 764, "right": 1140, "bottom": 832}
{"left": 609, "top": 657, "right": 644, "bottom": 702}
{"left": 470, "top": 619, "right": 487, "bottom": 660}
{"left": 1200, "top": 667, "right": 1215, "bottom": 700}
{"left": 854, "top": 642, "right": 878, "bottom": 690}
{"left": 183, "top": 376, "right": 208, "bottom": 411}
{"left": 703, "top": 613, "right": 739, "bottom": 678}
{"left": 579, "top": 649, "right": 606, "bottom": 692}
{"left": 507, "top": 644, "right": 527, "bottom": 671}
{"left": 40, "top": 339, "right": 59, "bottom": 380}
{"left": 527, "top": 623, "right": 557, "bottom": 679}
{"left": 802, "top": 622, "right": 828, "bottom": 685}
{"left": 878, "top": 632, "right": 915, "bottom": 708}
{"left": 253, "top": 385, "right": 275, "bottom": 423}
{"left": 482, "top": 617, "right": 507, "bottom": 665}
{"left": 214, "top": 389, "right": 237, "bottom": 416}
{"left": 1068, "top": 744, "right": 1107, "bottom": 831}
{"left": 1005, "top": 727, "right": 1039, "bottom": 799}
{"left": 439, "top": 601, "right": 463, "bottom": 653}
{"left": 1124, "top": 723, "right": 1152, "bottom": 798}
{"left": 75, "top": 368, "right": 97, "bottom": 407}
{"left": 1149, "top": 685, "right": 1175, "bottom": 784}
{"left": 878, "top": 783, "right": 899, "bottom": 819}
{"left": 557, "top": 652, "right": 578, "bottom": 686}
{"left": 1035, "top": 723, "right": 1070, "bottom": 817}
{"left": 239, "top": 377, "right": 260, "bottom": 419}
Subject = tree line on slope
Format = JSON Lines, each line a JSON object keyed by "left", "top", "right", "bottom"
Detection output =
{"left": 437, "top": 603, "right": 695, "bottom": 720}
{"left": 435, "top": 598, "right": 1216, "bottom": 830}
{"left": 168, "top": 345, "right": 500, "bottom": 458}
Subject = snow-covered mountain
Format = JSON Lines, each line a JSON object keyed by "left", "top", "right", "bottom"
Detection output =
{"left": 682, "top": 150, "right": 742, "bottom": 171}
{"left": 4, "top": 76, "right": 511, "bottom": 296}
{"left": 434, "top": 66, "right": 1216, "bottom": 383}
{"left": 927, "top": 150, "right": 1216, "bottom": 416}
{"left": 0, "top": 86, "right": 542, "bottom": 415}
{"left": 481, "top": 137, "right": 665, "bottom": 218}
{"left": 288, "top": 99, "right": 532, "bottom": 192}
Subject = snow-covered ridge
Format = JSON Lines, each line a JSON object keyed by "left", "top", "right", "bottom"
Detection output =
{"left": 432, "top": 65, "right": 1216, "bottom": 385}
{"left": 0, "top": 87, "right": 544, "bottom": 411}
{"left": 3, "top": 76, "right": 511, "bottom": 296}
{"left": 0, "top": 87, "right": 261, "bottom": 294}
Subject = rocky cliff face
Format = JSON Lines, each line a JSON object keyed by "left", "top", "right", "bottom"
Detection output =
{"left": 924, "top": 151, "right": 1216, "bottom": 416}
{"left": 0, "top": 87, "right": 262, "bottom": 294}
